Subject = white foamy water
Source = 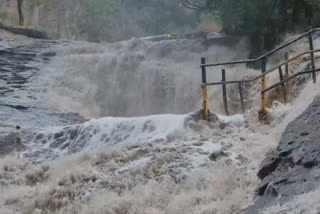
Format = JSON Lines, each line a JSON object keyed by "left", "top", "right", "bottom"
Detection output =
{"left": 2, "top": 77, "right": 320, "bottom": 214}
{"left": 41, "top": 38, "right": 253, "bottom": 118}
{"left": 1, "top": 32, "right": 320, "bottom": 214}
{"left": 261, "top": 187, "right": 320, "bottom": 214}
{"left": 24, "top": 113, "right": 188, "bottom": 160}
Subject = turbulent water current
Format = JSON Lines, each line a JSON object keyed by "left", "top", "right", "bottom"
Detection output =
{"left": 1, "top": 29, "right": 320, "bottom": 214}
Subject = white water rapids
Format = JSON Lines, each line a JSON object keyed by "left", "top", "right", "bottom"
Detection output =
{"left": 42, "top": 37, "right": 253, "bottom": 118}
{"left": 1, "top": 31, "right": 320, "bottom": 214}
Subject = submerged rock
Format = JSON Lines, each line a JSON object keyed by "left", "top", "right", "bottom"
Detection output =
{"left": 0, "top": 132, "right": 25, "bottom": 156}
{"left": 208, "top": 149, "right": 226, "bottom": 161}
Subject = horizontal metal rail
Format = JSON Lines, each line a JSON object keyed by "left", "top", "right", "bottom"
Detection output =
{"left": 200, "top": 28, "right": 320, "bottom": 120}
{"left": 203, "top": 49, "right": 320, "bottom": 86}
{"left": 262, "top": 68, "right": 320, "bottom": 93}
{"left": 201, "top": 28, "right": 320, "bottom": 68}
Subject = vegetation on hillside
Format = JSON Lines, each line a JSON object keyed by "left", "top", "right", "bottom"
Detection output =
{"left": 49, "top": 0, "right": 199, "bottom": 42}
{"left": 0, "top": 0, "right": 199, "bottom": 42}
{"left": 183, "top": 0, "right": 320, "bottom": 56}
{"left": 77, "top": 0, "right": 198, "bottom": 42}
{"left": 3, "top": 0, "right": 320, "bottom": 54}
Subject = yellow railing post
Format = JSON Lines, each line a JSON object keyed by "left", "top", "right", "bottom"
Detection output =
{"left": 201, "top": 84, "right": 209, "bottom": 120}
{"left": 201, "top": 57, "right": 210, "bottom": 120}
{"left": 259, "top": 57, "right": 268, "bottom": 121}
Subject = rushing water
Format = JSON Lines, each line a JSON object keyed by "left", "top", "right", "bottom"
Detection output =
{"left": 0, "top": 31, "right": 86, "bottom": 137}
{"left": 42, "top": 37, "right": 252, "bottom": 118}
{"left": 0, "top": 30, "right": 320, "bottom": 214}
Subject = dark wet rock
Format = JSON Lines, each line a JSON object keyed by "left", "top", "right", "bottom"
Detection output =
{"left": 0, "top": 132, "right": 26, "bottom": 156}
{"left": 192, "top": 142, "right": 204, "bottom": 147}
{"left": 41, "top": 51, "right": 56, "bottom": 57}
{"left": 0, "top": 104, "right": 29, "bottom": 110}
{"left": 68, "top": 128, "right": 78, "bottom": 140}
{"left": 41, "top": 51, "right": 56, "bottom": 60}
{"left": 208, "top": 149, "right": 226, "bottom": 161}
{"left": 35, "top": 133, "right": 44, "bottom": 140}
{"left": 187, "top": 110, "right": 218, "bottom": 123}
{"left": 0, "top": 34, "right": 87, "bottom": 140}
{"left": 240, "top": 137, "right": 246, "bottom": 141}
{"left": 219, "top": 122, "right": 228, "bottom": 130}
{"left": 257, "top": 153, "right": 282, "bottom": 180}
{"left": 184, "top": 110, "right": 218, "bottom": 132}
{"left": 0, "top": 24, "right": 49, "bottom": 39}
{"left": 54, "top": 131, "right": 64, "bottom": 139}
{"left": 245, "top": 95, "right": 320, "bottom": 213}
{"left": 50, "top": 137, "right": 68, "bottom": 149}
{"left": 0, "top": 40, "right": 57, "bottom": 96}
{"left": 61, "top": 142, "right": 70, "bottom": 150}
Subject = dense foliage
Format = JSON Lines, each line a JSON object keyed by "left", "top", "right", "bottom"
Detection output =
{"left": 184, "top": 0, "right": 320, "bottom": 56}
{"left": 78, "top": 0, "right": 119, "bottom": 42}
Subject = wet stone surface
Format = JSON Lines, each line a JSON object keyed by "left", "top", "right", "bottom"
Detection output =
{"left": 245, "top": 95, "right": 320, "bottom": 213}
{"left": 0, "top": 33, "right": 85, "bottom": 151}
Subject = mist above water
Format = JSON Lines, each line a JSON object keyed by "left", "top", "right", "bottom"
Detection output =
{"left": 1, "top": 25, "right": 320, "bottom": 214}
{"left": 43, "top": 38, "right": 250, "bottom": 118}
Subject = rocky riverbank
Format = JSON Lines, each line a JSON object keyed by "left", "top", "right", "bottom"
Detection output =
{"left": 246, "top": 94, "right": 320, "bottom": 213}
{"left": 0, "top": 24, "right": 48, "bottom": 39}
{"left": 0, "top": 29, "right": 85, "bottom": 154}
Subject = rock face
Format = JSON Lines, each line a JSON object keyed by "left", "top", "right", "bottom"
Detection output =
{"left": 246, "top": 94, "right": 320, "bottom": 213}
{"left": 0, "top": 30, "right": 86, "bottom": 143}
{"left": 0, "top": 25, "right": 49, "bottom": 39}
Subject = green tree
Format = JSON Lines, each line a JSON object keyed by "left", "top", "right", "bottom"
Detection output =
{"left": 17, "top": 0, "right": 24, "bottom": 25}
{"left": 78, "top": 0, "right": 120, "bottom": 42}
{"left": 4, "top": 0, "right": 24, "bottom": 25}
{"left": 183, "top": 0, "right": 320, "bottom": 56}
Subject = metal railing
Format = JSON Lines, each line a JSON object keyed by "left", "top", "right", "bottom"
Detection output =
{"left": 200, "top": 28, "right": 320, "bottom": 120}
